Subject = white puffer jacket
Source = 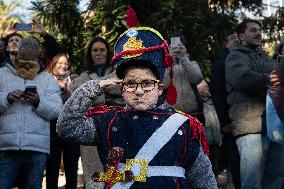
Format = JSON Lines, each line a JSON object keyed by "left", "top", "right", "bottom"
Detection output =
{"left": 0, "top": 64, "right": 63, "bottom": 154}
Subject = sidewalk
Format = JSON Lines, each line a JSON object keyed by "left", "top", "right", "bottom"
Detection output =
{"left": 41, "top": 172, "right": 84, "bottom": 189}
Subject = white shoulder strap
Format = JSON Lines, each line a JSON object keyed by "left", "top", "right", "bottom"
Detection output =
{"left": 135, "top": 113, "right": 188, "bottom": 160}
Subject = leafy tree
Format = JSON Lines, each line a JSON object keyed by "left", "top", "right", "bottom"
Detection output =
{"left": 130, "top": 0, "right": 262, "bottom": 76}
{"left": 31, "top": 0, "right": 84, "bottom": 70}
{"left": 84, "top": 0, "right": 127, "bottom": 48}
{"left": 31, "top": 0, "right": 268, "bottom": 77}
{"left": 31, "top": 0, "right": 128, "bottom": 72}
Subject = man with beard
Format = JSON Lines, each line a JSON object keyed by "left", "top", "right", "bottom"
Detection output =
{"left": 225, "top": 19, "right": 275, "bottom": 189}
{"left": 0, "top": 27, "right": 23, "bottom": 68}
{"left": 0, "top": 37, "right": 63, "bottom": 189}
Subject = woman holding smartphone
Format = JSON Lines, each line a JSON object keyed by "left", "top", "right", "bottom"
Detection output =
{"left": 45, "top": 53, "right": 80, "bottom": 189}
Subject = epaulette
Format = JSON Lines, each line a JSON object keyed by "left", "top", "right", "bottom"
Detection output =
{"left": 85, "top": 105, "right": 123, "bottom": 117}
{"left": 175, "top": 109, "right": 187, "bottom": 116}
{"left": 175, "top": 109, "right": 209, "bottom": 155}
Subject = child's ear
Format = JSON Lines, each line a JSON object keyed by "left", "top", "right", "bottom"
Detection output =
{"left": 158, "top": 83, "right": 163, "bottom": 96}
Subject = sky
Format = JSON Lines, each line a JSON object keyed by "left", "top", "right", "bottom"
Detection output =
{"left": 3, "top": 0, "right": 283, "bottom": 22}
{"left": 3, "top": 0, "right": 89, "bottom": 22}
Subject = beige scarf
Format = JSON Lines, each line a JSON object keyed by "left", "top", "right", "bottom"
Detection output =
{"left": 13, "top": 59, "right": 40, "bottom": 80}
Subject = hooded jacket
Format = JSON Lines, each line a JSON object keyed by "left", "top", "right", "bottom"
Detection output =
{"left": 0, "top": 64, "right": 63, "bottom": 154}
{"left": 225, "top": 44, "right": 275, "bottom": 136}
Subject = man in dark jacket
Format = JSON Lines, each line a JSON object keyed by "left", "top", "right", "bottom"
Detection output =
{"left": 210, "top": 30, "right": 240, "bottom": 188}
{"left": 211, "top": 30, "right": 239, "bottom": 129}
{"left": 225, "top": 19, "right": 275, "bottom": 189}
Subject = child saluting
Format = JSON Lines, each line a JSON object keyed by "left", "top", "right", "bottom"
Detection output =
{"left": 57, "top": 27, "right": 217, "bottom": 189}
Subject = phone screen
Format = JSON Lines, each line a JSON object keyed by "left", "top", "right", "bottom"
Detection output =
{"left": 276, "top": 55, "right": 284, "bottom": 64}
{"left": 56, "top": 71, "right": 70, "bottom": 81}
{"left": 25, "top": 86, "right": 37, "bottom": 93}
{"left": 15, "top": 24, "right": 32, "bottom": 31}
{"left": 170, "top": 37, "right": 181, "bottom": 47}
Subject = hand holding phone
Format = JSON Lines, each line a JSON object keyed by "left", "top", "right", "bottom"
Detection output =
{"left": 56, "top": 71, "right": 70, "bottom": 81}
{"left": 170, "top": 37, "right": 181, "bottom": 48}
{"left": 7, "top": 89, "right": 24, "bottom": 103}
{"left": 23, "top": 86, "right": 39, "bottom": 106}
{"left": 24, "top": 86, "right": 37, "bottom": 94}
{"left": 14, "top": 23, "right": 32, "bottom": 31}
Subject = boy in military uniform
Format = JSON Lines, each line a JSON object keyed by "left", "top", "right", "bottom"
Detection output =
{"left": 57, "top": 27, "right": 217, "bottom": 189}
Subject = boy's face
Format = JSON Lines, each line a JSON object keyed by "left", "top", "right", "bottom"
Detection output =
{"left": 122, "top": 67, "right": 163, "bottom": 111}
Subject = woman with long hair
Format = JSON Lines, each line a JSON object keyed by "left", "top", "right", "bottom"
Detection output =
{"left": 45, "top": 53, "right": 80, "bottom": 189}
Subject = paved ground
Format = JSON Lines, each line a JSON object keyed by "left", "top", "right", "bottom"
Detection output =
{"left": 42, "top": 172, "right": 84, "bottom": 189}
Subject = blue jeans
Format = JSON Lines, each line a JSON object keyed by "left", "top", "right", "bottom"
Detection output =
{"left": 236, "top": 134, "right": 270, "bottom": 189}
{"left": 0, "top": 150, "right": 47, "bottom": 189}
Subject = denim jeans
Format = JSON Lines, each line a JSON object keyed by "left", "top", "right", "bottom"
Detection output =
{"left": 236, "top": 134, "right": 270, "bottom": 189}
{"left": 0, "top": 150, "right": 47, "bottom": 189}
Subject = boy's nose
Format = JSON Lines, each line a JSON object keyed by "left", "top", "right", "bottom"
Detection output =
{"left": 135, "top": 84, "right": 144, "bottom": 95}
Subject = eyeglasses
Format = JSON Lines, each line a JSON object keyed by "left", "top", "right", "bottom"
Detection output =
{"left": 122, "top": 79, "right": 160, "bottom": 92}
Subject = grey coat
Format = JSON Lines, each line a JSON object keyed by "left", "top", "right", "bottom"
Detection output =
{"left": 164, "top": 57, "right": 203, "bottom": 114}
{"left": 0, "top": 64, "right": 63, "bottom": 154}
{"left": 225, "top": 44, "right": 275, "bottom": 136}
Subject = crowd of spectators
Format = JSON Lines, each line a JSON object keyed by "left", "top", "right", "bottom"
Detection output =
{"left": 0, "top": 18, "right": 283, "bottom": 189}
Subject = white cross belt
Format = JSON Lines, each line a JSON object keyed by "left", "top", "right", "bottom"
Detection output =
{"left": 118, "top": 163, "right": 185, "bottom": 178}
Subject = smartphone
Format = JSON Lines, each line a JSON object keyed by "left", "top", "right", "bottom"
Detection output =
{"left": 14, "top": 23, "right": 32, "bottom": 31}
{"left": 25, "top": 86, "right": 37, "bottom": 94}
{"left": 276, "top": 55, "right": 284, "bottom": 64}
{"left": 56, "top": 71, "right": 70, "bottom": 81}
{"left": 170, "top": 37, "right": 181, "bottom": 47}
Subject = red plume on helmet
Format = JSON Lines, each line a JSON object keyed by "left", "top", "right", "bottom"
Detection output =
{"left": 125, "top": 5, "right": 138, "bottom": 28}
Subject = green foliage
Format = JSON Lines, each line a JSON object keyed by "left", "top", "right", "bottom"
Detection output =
{"left": 262, "top": 8, "right": 284, "bottom": 43}
{"left": 85, "top": 0, "right": 128, "bottom": 49}
{"left": 31, "top": 0, "right": 271, "bottom": 78}
{"left": 31, "top": 0, "right": 128, "bottom": 71}
{"left": 31, "top": 0, "right": 84, "bottom": 70}
{"left": 130, "top": 0, "right": 238, "bottom": 77}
